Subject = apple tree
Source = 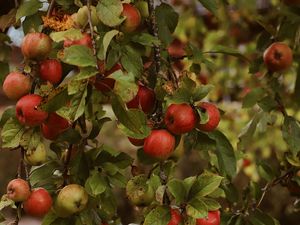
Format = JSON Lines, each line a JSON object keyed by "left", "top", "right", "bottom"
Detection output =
{"left": 0, "top": 0, "right": 299, "bottom": 224}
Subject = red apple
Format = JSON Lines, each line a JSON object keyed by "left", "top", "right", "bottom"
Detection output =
{"left": 168, "top": 208, "right": 182, "bottom": 225}
{"left": 128, "top": 137, "right": 145, "bottom": 146}
{"left": 6, "top": 178, "right": 31, "bottom": 202}
{"left": 196, "top": 102, "right": 220, "bottom": 132}
{"left": 16, "top": 94, "right": 48, "bottom": 126}
{"left": 196, "top": 210, "right": 220, "bottom": 225}
{"left": 64, "top": 33, "right": 92, "bottom": 48}
{"left": 263, "top": 42, "right": 293, "bottom": 72}
{"left": 23, "top": 188, "right": 52, "bottom": 217}
{"left": 94, "top": 62, "right": 122, "bottom": 92}
{"left": 21, "top": 33, "right": 52, "bottom": 60}
{"left": 164, "top": 103, "right": 198, "bottom": 135}
{"left": 243, "top": 159, "right": 251, "bottom": 168}
{"left": 126, "top": 85, "right": 156, "bottom": 114}
{"left": 167, "top": 39, "right": 186, "bottom": 58}
{"left": 41, "top": 113, "right": 70, "bottom": 140}
{"left": 121, "top": 4, "right": 141, "bottom": 33}
{"left": 143, "top": 129, "right": 175, "bottom": 159}
{"left": 39, "top": 59, "right": 63, "bottom": 84}
{"left": 2, "top": 72, "right": 32, "bottom": 100}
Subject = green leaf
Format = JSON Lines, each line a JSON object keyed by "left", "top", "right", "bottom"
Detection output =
{"left": 248, "top": 209, "right": 279, "bottom": 225}
{"left": 98, "top": 29, "right": 119, "bottom": 60}
{"left": 1, "top": 118, "right": 25, "bottom": 148}
{"left": 85, "top": 172, "right": 107, "bottom": 197}
{"left": 74, "top": 67, "right": 98, "bottom": 81}
{"left": 156, "top": 3, "right": 179, "bottom": 45}
{"left": 0, "top": 195, "right": 16, "bottom": 211}
{"left": 144, "top": 206, "right": 171, "bottom": 225}
{"left": 198, "top": 0, "right": 218, "bottom": 15}
{"left": 186, "top": 198, "right": 208, "bottom": 219}
{"left": 16, "top": 0, "right": 42, "bottom": 21}
{"left": 167, "top": 179, "right": 187, "bottom": 204}
{"left": 189, "top": 172, "right": 223, "bottom": 198}
{"left": 131, "top": 33, "right": 160, "bottom": 46}
{"left": 282, "top": 116, "right": 300, "bottom": 155}
{"left": 30, "top": 161, "right": 61, "bottom": 187}
{"left": 121, "top": 45, "right": 143, "bottom": 79}
{"left": 96, "top": 0, "right": 125, "bottom": 27}
{"left": 208, "top": 45, "right": 248, "bottom": 61}
{"left": 201, "top": 198, "right": 221, "bottom": 211}
{"left": 192, "top": 85, "right": 214, "bottom": 102}
{"left": 0, "top": 62, "right": 9, "bottom": 85}
{"left": 207, "top": 131, "right": 237, "bottom": 177}
{"left": 257, "top": 161, "right": 276, "bottom": 182}
{"left": 50, "top": 28, "right": 83, "bottom": 42}
{"left": 62, "top": 45, "right": 97, "bottom": 67}
{"left": 0, "top": 107, "right": 15, "bottom": 128}
{"left": 42, "top": 211, "right": 59, "bottom": 225}
{"left": 20, "top": 128, "right": 42, "bottom": 151}
{"left": 242, "top": 87, "right": 265, "bottom": 108}
{"left": 41, "top": 88, "right": 73, "bottom": 113}
{"left": 22, "top": 14, "right": 42, "bottom": 34}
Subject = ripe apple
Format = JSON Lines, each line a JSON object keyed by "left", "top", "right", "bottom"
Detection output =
{"left": 2, "top": 72, "right": 32, "bottom": 100}
{"left": 64, "top": 33, "right": 92, "bottom": 48}
{"left": 23, "top": 188, "right": 52, "bottom": 217}
{"left": 263, "top": 42, "right": 293, "bottom": 72}
{"left": 167, "top": 38, "right": 186, "bottom": 58}
{"left": 16, "top": 94, "right": 48, "bottom": 127}
{"left": 143, "top": 129, "right": 175, "bottom": 159}
{"left": 196, "top": 102, "right": 220, "bottom": 132}
{"left": 126, "top": 175, "right": 154, "bottom": 206}
{"left": 164, "top": 103, "right": 198, "bottom": 135}
{"left": 41, "top": 113, "right": 70, "bottom": 140}
{"left": 24, "top": 143, "right": 47, "bottom": 166}
{"left": 21, "top": 33, "right": 52, "bottom": 60}
{"left": 55, "top": 184, "right": 88, "bottom": 217}
{"left": 168, "top": 208, "right": 182, "bottom": 225}
{"left": 135, "top": 1, "right": 149, "bottom": 18}
{"left": 126, "top": 85, "right": 156, "bottom": 114}
{"left": 94, "top": 61, "right": 122, "bottom": 92}
{"left": 121, "top": 4, "right": 141, "bottom": 33}
{"left": 128, "top": 137, "right": 145, "bottom": 146}
{"left": 6, "top": 178, "right": 31, "bottom": 202}
{"left": 196, "top": 210, "right": 221, "bottom": 225}
{"left": 39, "top": 59, "right": 63, "bottom": 84}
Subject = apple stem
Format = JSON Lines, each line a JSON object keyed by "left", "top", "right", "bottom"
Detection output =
{"left": 159, "top": 162, "right": 171, "bottom": 205}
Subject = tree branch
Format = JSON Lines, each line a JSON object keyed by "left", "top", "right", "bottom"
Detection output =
{"left": 47, "top": 0, "right": 56, "bottom": 17}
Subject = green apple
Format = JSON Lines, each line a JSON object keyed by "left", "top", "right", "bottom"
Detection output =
{"left": 55, "top": 184, "right": 88, "bottom": 217}
{"left": 24, "top": 143, "right": 47, "bottom": 166}
{"left": 135, "top": 1, "right": 149, "bottom": 18}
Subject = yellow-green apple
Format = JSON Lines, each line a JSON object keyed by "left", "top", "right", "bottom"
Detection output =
{"left": 24, "top": 143, "right": 47, "bottom": 166}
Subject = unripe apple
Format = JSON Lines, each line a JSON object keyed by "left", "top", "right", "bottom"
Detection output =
{"left": 196, "top": 102, "right": 220, "bottom": 132}
{"left": 21, "top": 33, "right": 52, "bottom": 60}
{"left": 196, "top": 210, "right": 221, "bottom": 225}
{"left": 64, "top": 33, "right": 92, "bottom": 48}
{"left": 168, "top": 208, "right": 182, "bottom": 225}
{"left": 94, "top": 61, "right": 122, "bottom": 92}
{"left": 41, "top": 113, "right": 70, "bottom": 140}
{"left": 121, "top": 4, "right": 141, "bottom": 33}
{"left": 135, "top": 1, "right": 149, "bottom": 18}
{"left": 263, "top": 42, "right": 293, "bottom": 72}
{"left": 55, "top": 184, "right": 88, "bottom": 217}
{"left": 16, "top": 94, "right": 48, "bottom": 127}
{"left": 2, "top": 72, "right": 32, "bottom": 100}
{"left": 23, "top": 188, "right": 52, "bottom": 217}
{"left": 126, "top": 85, "right": 156, "bottom": 114}
{"left": 24, "top": 143, "right": 47, "bottom": 166}
{"left": 143, "top": 129, "right": 175, "bottom": 159}
{"left": 39, "top": 59, "right": 63, "bottom": 84}
{"left": 126, "top": 175, "right": 154, "bottom": 206}
{"left": 128, "top": 137, "right": 145, "bottom": 146}
{"left": 6, "top": 178, "right": 31, "bottom": 202}
{"left": 164, "top": 103, "right": 198, "bottom": 135}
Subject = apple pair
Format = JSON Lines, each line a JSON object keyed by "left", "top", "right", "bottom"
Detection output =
{"left": 6, "top": 179, "right": 52, "bottom": 217}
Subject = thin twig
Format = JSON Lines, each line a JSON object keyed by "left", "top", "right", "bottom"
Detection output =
{"left": 87, "top": 0, "right": 99, "bottom": 69}
{"left": 47, "top": 0, "right": 56, "bottom": 17}
{"left": 159, "top": 162, "right": 171, "bottom": 205}
{"left": 62, "top": 143, "right": 73, "bottom": 186}
{"left": 14, "top": 0, "right": 19, "bottom": 8}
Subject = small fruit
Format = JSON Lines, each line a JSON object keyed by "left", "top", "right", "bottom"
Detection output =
{"left": 21, "top": 33, "right": 52, "bottom": 60}
{"left": 196, "top": 102, "right": 220, "bottom": 132}
{"left": 24, "top": 143, "right": 47, "bottom": 166}
{"left": 39, "top": 59, "right": 63, "bottom": 84}
{"left": 55, "top": 184, "right": 88, "bottom": 217}
{"left": 6, "top": 178, "right": 31, "bottom": 202}
{"left": 121, "top": 4, "right": 141, "bottom": 32}
{"left": 135, "top": 1, "right": 149, "bottom": 18}
{"left": 128, "top": 137, "right": 145, "bottom": 146}
{"left": 16, "top": 94, "right": 48, "bottom": 127}
{"left": 126, "top": 175, "right": 154, "bottom": 206}
{"left": 2, "top": 72, "right": 31, "bottom": 100}
{"left": 164, "top": 103, "right": 198, "bottom": 135}
{"left": 126, "top": 85, "right": 156, "bottom": 114}
{"left": 41, "top": 113, "right": 70, "bottom": 140}
{"left": 64, "top": 33, "right": 92, "bottom": 48}
{"left": 143, "top": 129, "right": 175, "bottom": 159}
{"left": 242, "top": 159, "right": 251, "bottom": 168}
{"left": 23, "top": 188, "right": 52, "bottom": 217}
{"left": 168, "top": 208, "right": 182, "bottom": 225}
{"left": 263, "top": 42, "right": 293, "bottom": 72}
{"left": 196, "top": 210, "right": 221, "bottom": 225}
{"left": 167, "top": 39, "right": 186, "bottom": 58}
